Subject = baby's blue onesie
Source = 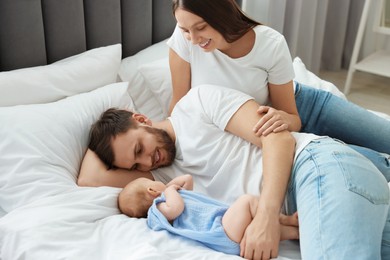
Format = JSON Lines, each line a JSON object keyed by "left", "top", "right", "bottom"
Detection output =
{"left": 147, "top": 190, "right": 240, "bottom": 255}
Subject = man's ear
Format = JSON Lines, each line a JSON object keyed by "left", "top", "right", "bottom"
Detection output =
{"left": 147, "top": 187, "right": 161, "bottom": 198}
{"left": 132, "top": 113, "right": 152, "bottom": 126}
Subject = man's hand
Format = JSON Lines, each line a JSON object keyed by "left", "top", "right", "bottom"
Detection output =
{"left": 240, "top": 210, "right": 281, "bottom": 260}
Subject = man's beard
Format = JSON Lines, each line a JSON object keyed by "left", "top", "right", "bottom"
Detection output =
{"left": 143, "top": 126, "right": 176, "bottom": 168}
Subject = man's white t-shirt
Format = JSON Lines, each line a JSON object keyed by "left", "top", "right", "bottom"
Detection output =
{"left": 152, "top": 85, "right": 319, "bottom": 204}
{"left": 167, "top": 24, "right": 295, "bottom": 106}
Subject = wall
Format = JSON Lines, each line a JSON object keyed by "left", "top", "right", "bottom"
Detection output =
{"left": 242, "top": 0, "right": 390, "bottom": 74}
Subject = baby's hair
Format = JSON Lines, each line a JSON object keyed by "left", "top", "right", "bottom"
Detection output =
{"left": 118, "top": 179, "right": 152, "bottom": 218}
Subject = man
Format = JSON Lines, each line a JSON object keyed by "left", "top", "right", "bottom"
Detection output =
{"left": 78, "top": 85, "right": 389, "bottom": 260}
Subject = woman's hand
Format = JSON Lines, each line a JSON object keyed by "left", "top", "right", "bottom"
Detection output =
{"left": 265, "top": 81, "right": 301, "bottom": 134}
{"left": 253, "top": 106, "right": 291, "bottom": 136}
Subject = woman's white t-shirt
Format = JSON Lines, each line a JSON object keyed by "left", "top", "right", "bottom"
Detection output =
{"left": 167, "top": 24, "right": 295, "bottom": 106}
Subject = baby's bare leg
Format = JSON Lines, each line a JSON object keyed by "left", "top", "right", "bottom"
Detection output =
{"left": 223, "top": 196, "right": 299, "bottom": 243}
{"left": 280, "top": 212, "right": 299, "bottom": 240}
{"left": 222, "top": 194, "right": 258, "bottom": 243}
{"left": 280, "top": 225, "right": 299, "bottom": 240}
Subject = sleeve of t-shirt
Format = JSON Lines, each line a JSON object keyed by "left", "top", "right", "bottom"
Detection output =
{"left": 188, "top": 85, "right": 253, "bottom": 131}
{"left": 167, "top": 24, "right": 191, "bottom": 63}
{"left": 267, "top": 35, "right": 295, "bottom": 85}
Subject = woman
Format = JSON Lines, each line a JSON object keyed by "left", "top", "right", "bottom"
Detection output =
{"left": 168, "top": 0, "right": 390, "bottom": 156}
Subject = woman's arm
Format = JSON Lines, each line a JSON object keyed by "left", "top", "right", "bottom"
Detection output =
{"left": 168, "top": 48, "right": 191, "bottom": 114}
{"left": 167, "top": 174, "right": 193, "bottom": 190}
{"left": 253, "top": 80, "right": 301, "bottom": 135}
{"left": 77, "top": 149, "right": 153, "bottom": 188}
{"left": 225, "top": 99, "right": 295, "bottom": 259}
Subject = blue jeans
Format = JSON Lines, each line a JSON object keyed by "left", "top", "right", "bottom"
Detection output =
{"left": 295, "top": 83, "right": 390, "bottom": 182}
{"left": 287, "top": 138, "right": 390, "bottom": 259}
{"left": 295, "top": 83, "right": 390, "bottom": 154}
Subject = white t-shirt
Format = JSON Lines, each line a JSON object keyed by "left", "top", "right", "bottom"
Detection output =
{"left": 152, "top": 85, "right": 319, "bottom": 204}
{"left": 167, "top": 24, "right": 295, "bottom": 106}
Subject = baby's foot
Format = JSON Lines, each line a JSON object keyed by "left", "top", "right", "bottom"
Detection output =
{"left": 280, "top": 225, "right": 299, "bottom": 241}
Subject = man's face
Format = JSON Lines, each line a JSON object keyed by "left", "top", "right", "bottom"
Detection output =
{"left": 111, "top": 126, "right": 176, "bottom": 172}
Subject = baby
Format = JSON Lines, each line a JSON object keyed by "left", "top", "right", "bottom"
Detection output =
{"left": 118, "top": 174, "right": 299, "bottom": 255}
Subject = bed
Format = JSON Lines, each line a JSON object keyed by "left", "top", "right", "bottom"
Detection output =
{"left": 0, "top": 1, "right": 389, "bottom": 260}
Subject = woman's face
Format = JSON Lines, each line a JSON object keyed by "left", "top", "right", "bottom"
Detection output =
{"left": 175, "top": 9, "right": 228, "bottom": 52}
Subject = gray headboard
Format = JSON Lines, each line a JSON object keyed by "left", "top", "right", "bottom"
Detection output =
{"left": 0, "top": 0, "right": 242, "bottom": 72}
{"left": 0, "top": 0, "right": 176, "bottom": 71}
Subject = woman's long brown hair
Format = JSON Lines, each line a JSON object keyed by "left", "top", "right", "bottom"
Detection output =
{"left": 172, "top": 0, "right": 261, "bottom": 43}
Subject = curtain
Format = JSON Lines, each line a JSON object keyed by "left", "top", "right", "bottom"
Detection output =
{"left": 242, "top": 0, "right": 389, "bottom": 75}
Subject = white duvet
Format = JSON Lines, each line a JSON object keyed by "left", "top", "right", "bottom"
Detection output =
{"left": 0, "top": 187, "right": 301, "bottom": 260}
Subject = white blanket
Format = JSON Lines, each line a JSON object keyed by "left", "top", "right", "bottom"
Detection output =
{"left": 0, "top": 187, "right": 301, "bottom": 260}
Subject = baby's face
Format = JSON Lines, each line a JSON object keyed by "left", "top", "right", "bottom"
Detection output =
{"left": 120, "top": 178, "right": 167, "bottom": 217}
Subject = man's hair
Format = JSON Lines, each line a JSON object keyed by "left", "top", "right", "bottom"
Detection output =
{"left": 88, "top": 108, "right": 137, "bottom": 169}
{"left": 172, "top": 0, "right": 261, "bottom": 43}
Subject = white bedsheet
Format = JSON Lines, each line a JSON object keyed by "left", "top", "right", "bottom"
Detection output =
{"left": 0, "top": 186, "right": 301, "bottom": 260}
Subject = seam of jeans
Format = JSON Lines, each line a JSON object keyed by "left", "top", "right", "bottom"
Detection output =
{"left": 385, "top": 155, "right": 390, "bottom": 167}
{"left": 308, "top": 149, "right": 326, "bottom": 258}
{"left": 294, "top": 82, "right": 302, "bottom": 97}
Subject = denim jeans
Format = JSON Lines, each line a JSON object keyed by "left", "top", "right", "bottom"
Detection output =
{"left": 348, "top": 144, "right": 390, "bottom": 182}
{"left": 295, "top": 83, "right": 390, "bottom": 154}
{"left": 287, "top": 138, "right": 390, "bottom": 259}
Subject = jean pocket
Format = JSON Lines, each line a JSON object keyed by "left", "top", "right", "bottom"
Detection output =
{"left": 333, "top": 151, "right": 390, "bottom": 205}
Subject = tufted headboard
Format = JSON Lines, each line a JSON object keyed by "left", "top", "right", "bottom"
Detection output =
{"left": 0, "top": 0, "right": 176, "bottom": 71}
{"left": 0, "top": 0, "right": 242, "bottom": 72}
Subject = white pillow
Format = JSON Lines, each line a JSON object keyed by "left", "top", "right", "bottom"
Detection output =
{"left": 0, "top": 82, "right": 133, "bottom": 213}
{"left": 118, "top": 40, "right": 169, "bottom": 121}
{"left": 0, "top": 44, "right": 122, "bottom": 107}
{"left": 125, "top": 66, "right": 166, "bottom": 121}
{"left": 138, "top": 58, "right": 172, "bottom": 117}
{"left": 118, "top": 39, "right": 169, "bottom": 82}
